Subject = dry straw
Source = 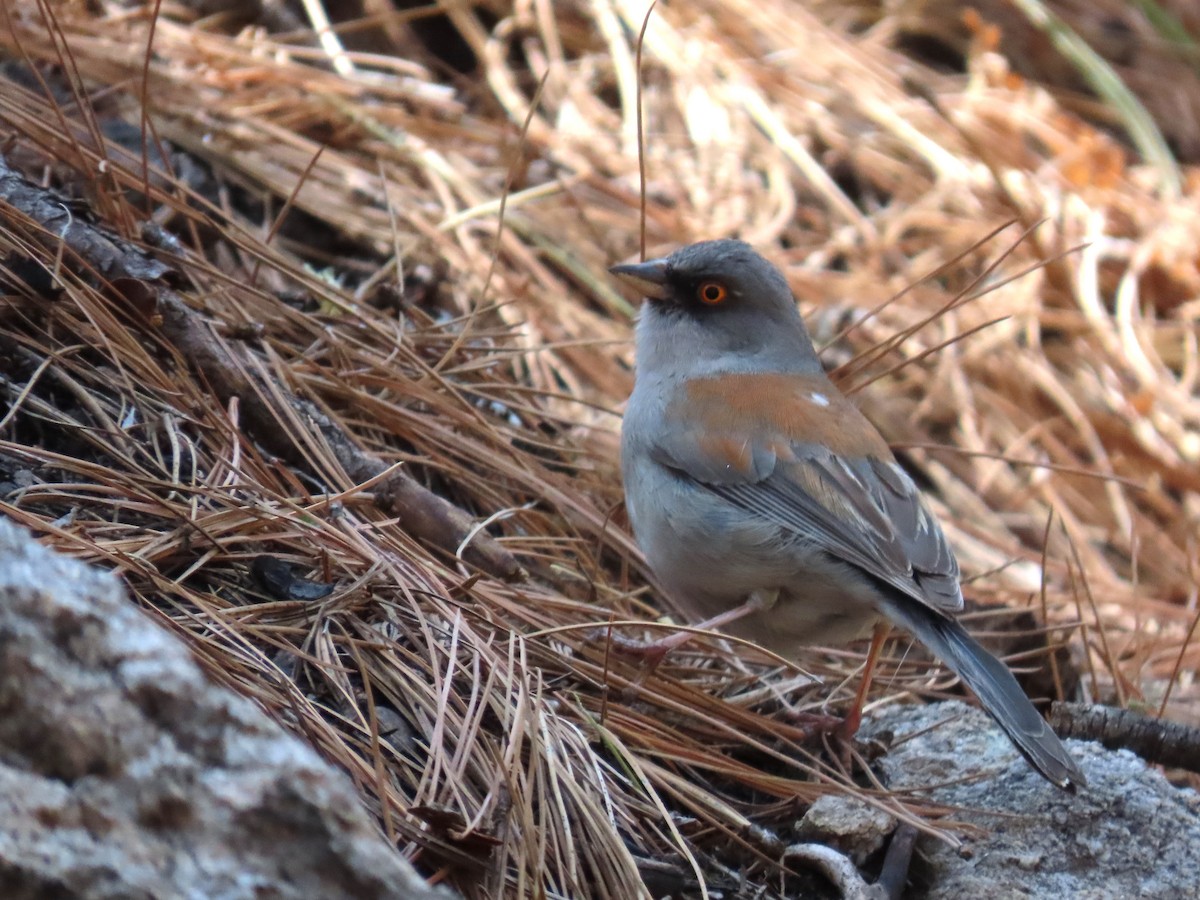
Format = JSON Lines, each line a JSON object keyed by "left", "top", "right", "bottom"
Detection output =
{"left": 0, "top": 1, "right": 1197, "bottom": 896}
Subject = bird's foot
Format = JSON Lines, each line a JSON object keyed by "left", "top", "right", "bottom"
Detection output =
{"left": 585, "top": 626, "right": 689, "bottom": 674}
{"left": 778, "top": 705, "right": 868, "bottom": 776}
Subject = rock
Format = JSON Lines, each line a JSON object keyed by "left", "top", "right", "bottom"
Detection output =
{"left": 795, "top": 794, "right": 897, "bottom": 866}
{"left": 864, "top": 700, "right": 1200, "bottom": 899}
{"left": 0, "top": 517, "right": 453, "bottom": 900}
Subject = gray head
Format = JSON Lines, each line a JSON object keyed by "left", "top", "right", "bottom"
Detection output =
{"left": 610, "top": 239, "right": 821, "bottom": 377}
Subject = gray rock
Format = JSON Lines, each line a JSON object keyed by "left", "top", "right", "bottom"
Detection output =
{"left": 0, "top": 516, "right": 452, "bottom": 900}
{"left": 865, "top": 700, "right": 1200, "bottom": 899}
{"left": 796, "top": 794, "right": 897, "bottom": 866}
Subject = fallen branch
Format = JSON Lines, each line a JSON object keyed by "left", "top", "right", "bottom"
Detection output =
{"left": 1050, "top": 702, "right": 1200, "bottom": 775}
{"left": 0, "top": 154, "right": 523, "bottom": 582}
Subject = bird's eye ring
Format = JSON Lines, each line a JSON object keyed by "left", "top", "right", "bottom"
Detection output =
{"left": 697, "top": 281, "right": 727, "bottom": 305}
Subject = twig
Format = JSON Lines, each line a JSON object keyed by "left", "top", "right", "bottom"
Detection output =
{"left": 1049, "top": 702, "right": 1200, "bottom": 775}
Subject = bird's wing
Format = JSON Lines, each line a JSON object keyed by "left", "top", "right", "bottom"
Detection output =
{"left": 655, "top": 373, "right": 962, "bottom": 613}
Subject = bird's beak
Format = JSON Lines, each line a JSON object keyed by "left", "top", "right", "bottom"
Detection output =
{"left": 609, "top": 257, "right": 670, "bottom": 301}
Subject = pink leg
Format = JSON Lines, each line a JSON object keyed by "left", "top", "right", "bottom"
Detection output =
{"left": 776, "top": 623, "right": 891, "bottom": 740}
{"left": 598, "top": 591, "right": 775, "bottom": 672}
{"left": 837, "top": 620, "right": 890, "bottom": 740}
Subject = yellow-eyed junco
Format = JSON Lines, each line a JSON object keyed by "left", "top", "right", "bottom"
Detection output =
{"left": 611, "top": 239, "right": 1085, "bottom": 791}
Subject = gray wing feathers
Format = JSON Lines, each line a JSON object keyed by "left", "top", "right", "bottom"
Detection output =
{"left": 705, "top": 446, "right": 963, "bottom": 614}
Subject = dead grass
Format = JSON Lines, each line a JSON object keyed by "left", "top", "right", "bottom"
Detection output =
{"left": 0, "top": 1, "right": 1197, "bottom": 896}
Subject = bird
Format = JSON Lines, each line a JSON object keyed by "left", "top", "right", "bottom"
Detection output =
{"left": 610, "top": 238, "right": 1085, "bottom": 791}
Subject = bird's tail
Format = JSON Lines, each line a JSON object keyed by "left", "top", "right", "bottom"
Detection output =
{"left": 884, "top": 600, "right": 1086, "bottom": 791}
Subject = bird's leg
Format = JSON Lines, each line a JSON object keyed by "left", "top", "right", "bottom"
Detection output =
{"left": 839, "top": 620, "right": 891, "bottom": 740}
{"left": 779, "top": 621, "right": 890, "bottom": 754}
{"left": 599, "top": 589, "right": 778, "bottom": 674}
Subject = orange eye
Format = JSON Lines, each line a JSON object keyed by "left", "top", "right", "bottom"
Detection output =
{"left": 697, "top": 281, "right": 727, "bottom": 305}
